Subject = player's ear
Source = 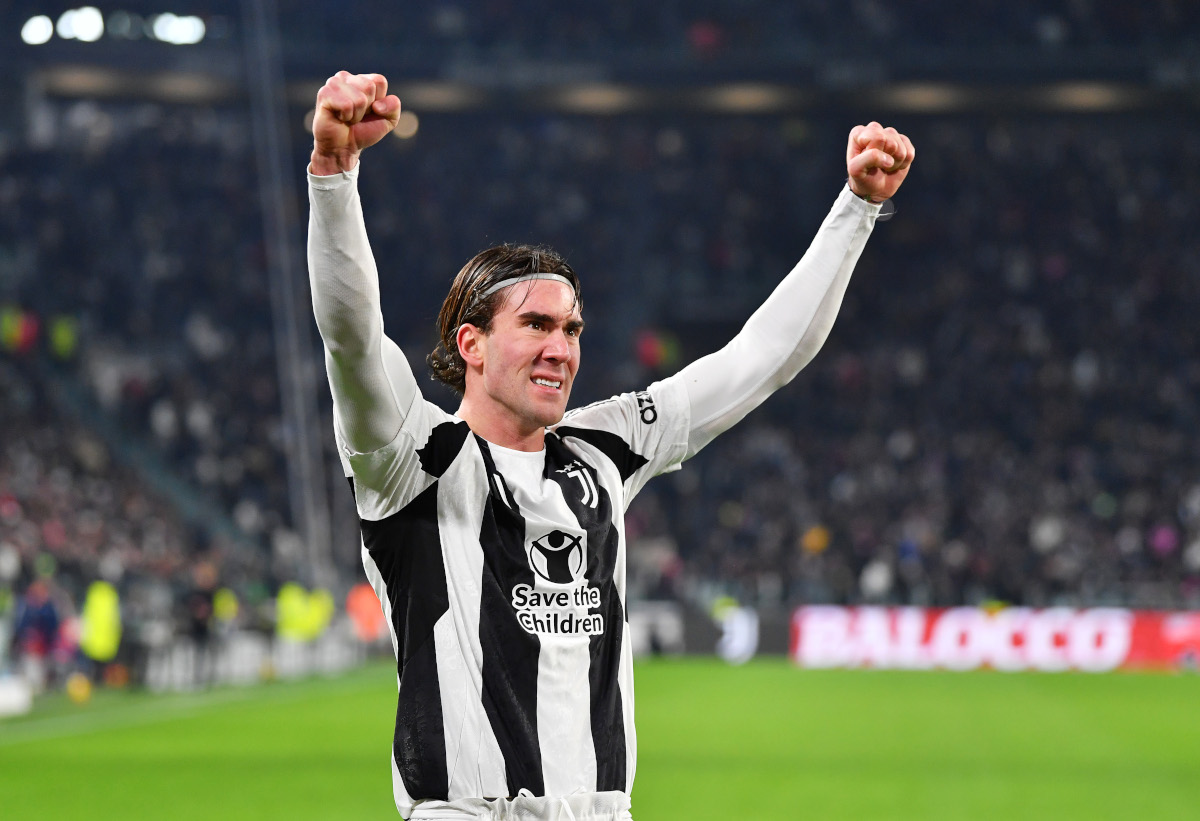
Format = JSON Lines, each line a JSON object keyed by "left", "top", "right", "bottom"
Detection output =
{"left": 457, "top": 323, "right": 485, "bottom": 368}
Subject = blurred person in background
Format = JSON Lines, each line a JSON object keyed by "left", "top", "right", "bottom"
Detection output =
{"left": 184, "top": 560, "right": 218, "bottom": 688}
{"left": 0, "top": 544, "right": 18, "bottom": 672}
{"left": 12, "top": 579, "right": 61, "bottom": 693}
{"left": 306, "top": 71, "right": 912, "bottom": 819}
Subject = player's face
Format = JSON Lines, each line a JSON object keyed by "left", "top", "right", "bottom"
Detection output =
{"left": 477, "top": 279, "right": 583, "bottom": 436}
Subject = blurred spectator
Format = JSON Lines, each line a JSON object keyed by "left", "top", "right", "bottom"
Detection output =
{"left": 12, "top": 579, "right": 61, "bottom": 692}
{"left": 184, "top": 560, "right": 218, "bottom": 688}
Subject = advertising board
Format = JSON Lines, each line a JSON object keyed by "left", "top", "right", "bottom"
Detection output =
{"left": 790, "top": 606, "right": 1200, "bottom": 672}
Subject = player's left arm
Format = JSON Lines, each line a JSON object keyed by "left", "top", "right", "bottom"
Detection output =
{"left": 675, "top": 122, "right": 914, "bottom": 458}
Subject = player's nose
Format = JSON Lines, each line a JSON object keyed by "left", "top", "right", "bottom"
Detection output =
{"left": 541, "top": 329, "right": 572, "bottom": 362}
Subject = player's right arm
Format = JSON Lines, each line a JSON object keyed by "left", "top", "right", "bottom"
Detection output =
{"left": 307, "top": 71, "right": 413, "bottom": 455}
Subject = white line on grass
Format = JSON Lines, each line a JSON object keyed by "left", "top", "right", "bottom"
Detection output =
{"left": 0, "top": 669, "right": 383, "bottom": 748}
{"left": 0, "top": 688, "right": 255, "bottom": 747}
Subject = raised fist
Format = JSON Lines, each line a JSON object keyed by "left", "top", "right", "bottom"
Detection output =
{"left": 846, "top": 122, "right": 915, "bottom": 203}
{"left": 310, "top": 71, "right": 401, "bottom": 174}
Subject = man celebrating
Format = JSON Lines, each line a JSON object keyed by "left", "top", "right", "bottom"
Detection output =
{"left": 307, "top": 71, "right": 913, "bottom": 820}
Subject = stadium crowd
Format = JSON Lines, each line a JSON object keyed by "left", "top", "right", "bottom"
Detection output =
{"left": 312, "top": 110, "right": 1200, "bottom": 612}
{"left": 0, "top": 107, "right": 286, "bottom": 688}
{"left": 279, "top": 0, "right": 1200, "bottom": 59}
{"left": 632, "top": 117, "right": 1200, "bottom": 612}
{"left": 3, "top": 59, "right": 1200, "bottom": 690}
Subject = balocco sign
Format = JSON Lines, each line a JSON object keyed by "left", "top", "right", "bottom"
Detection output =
{"left": 790, "top": 606, "right": 1144, "bottom": 672}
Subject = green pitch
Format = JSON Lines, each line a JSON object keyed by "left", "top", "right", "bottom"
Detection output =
{"left": 1, "top": 657, "right": 1197, "bottom": 820}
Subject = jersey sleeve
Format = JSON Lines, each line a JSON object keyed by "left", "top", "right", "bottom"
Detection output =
{"left": 553, "top": 376, "right": 690, "bottom": 503}
{"left": 308, "top": 164, "right": 452, "bottom": 522}
{"left": 340, "top": 352, "right": 464, "bottom": 523}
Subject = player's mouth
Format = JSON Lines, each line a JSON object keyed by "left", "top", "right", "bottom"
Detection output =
{"left": 532, "top": 377, "right": 562, "bottom": 390}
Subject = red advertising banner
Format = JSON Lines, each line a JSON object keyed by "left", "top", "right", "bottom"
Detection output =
{"left": 790, "top": 606, "right": 1200, "bottom": 672}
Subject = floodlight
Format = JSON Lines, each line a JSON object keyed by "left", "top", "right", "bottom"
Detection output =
{"left": 21, "top": 15, "right": 54, "bottom": 45}
{"left": 74, "top": 6, "right": 104, "bottom": 42}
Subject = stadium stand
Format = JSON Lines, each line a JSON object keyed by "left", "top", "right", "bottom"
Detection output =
{"left": 2, "top": 1, "right": 1199, "bottom": 693}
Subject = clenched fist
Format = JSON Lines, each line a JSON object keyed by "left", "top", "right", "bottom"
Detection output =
{"left": 846, "top": 122, "right": 915, "bottom": 203}
{"left": 310, "top": 71, "right": 401, "bottom": 175}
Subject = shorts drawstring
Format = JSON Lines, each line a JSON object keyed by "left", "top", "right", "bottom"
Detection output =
{"left": 511, "top": 788, "right": 581, "bottom": 821}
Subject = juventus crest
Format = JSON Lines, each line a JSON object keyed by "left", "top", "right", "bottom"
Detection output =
{"left": 556, "top": 461, "right": 599, "bottom": 509}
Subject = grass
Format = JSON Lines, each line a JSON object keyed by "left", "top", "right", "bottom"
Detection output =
{"left": 1, "top": 658, "right": 1197, "bottom": 820}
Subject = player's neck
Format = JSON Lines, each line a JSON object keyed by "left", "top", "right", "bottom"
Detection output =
{"left": 455, "top": 402, "right": 546, "bottom": 452}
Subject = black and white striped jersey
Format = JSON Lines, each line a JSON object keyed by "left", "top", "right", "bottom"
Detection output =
{"left": 346, "top": 374, "right": 689, "bottom": 817}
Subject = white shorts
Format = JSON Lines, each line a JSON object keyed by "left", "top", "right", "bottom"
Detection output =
{"left": 408, "top": 790, "right": 633, "bottom": 821}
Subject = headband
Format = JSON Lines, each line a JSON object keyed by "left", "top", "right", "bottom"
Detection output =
{"left": 479, "top": 273, "right": 575, "bottom": 298}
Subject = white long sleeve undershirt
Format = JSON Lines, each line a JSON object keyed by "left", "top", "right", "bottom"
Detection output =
{"left": 307, "top": 165, "right": 880, "bottom": 460}
{"left": 674, "top": 185, "right": 879, "bottom": 458}
{"left": 307, "top": 166, "right": 412, "bottom": 456}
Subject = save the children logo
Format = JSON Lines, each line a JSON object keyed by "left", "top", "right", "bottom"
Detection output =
{"left": 513, "top": 528, "right": 603, "bottom": 637}
{"left": 527, "top": 529, "right": 585, "bottom": 584}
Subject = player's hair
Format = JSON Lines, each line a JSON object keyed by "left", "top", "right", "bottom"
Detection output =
{"left": 428, "top": 244, "right": 582, "bottom": 394}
